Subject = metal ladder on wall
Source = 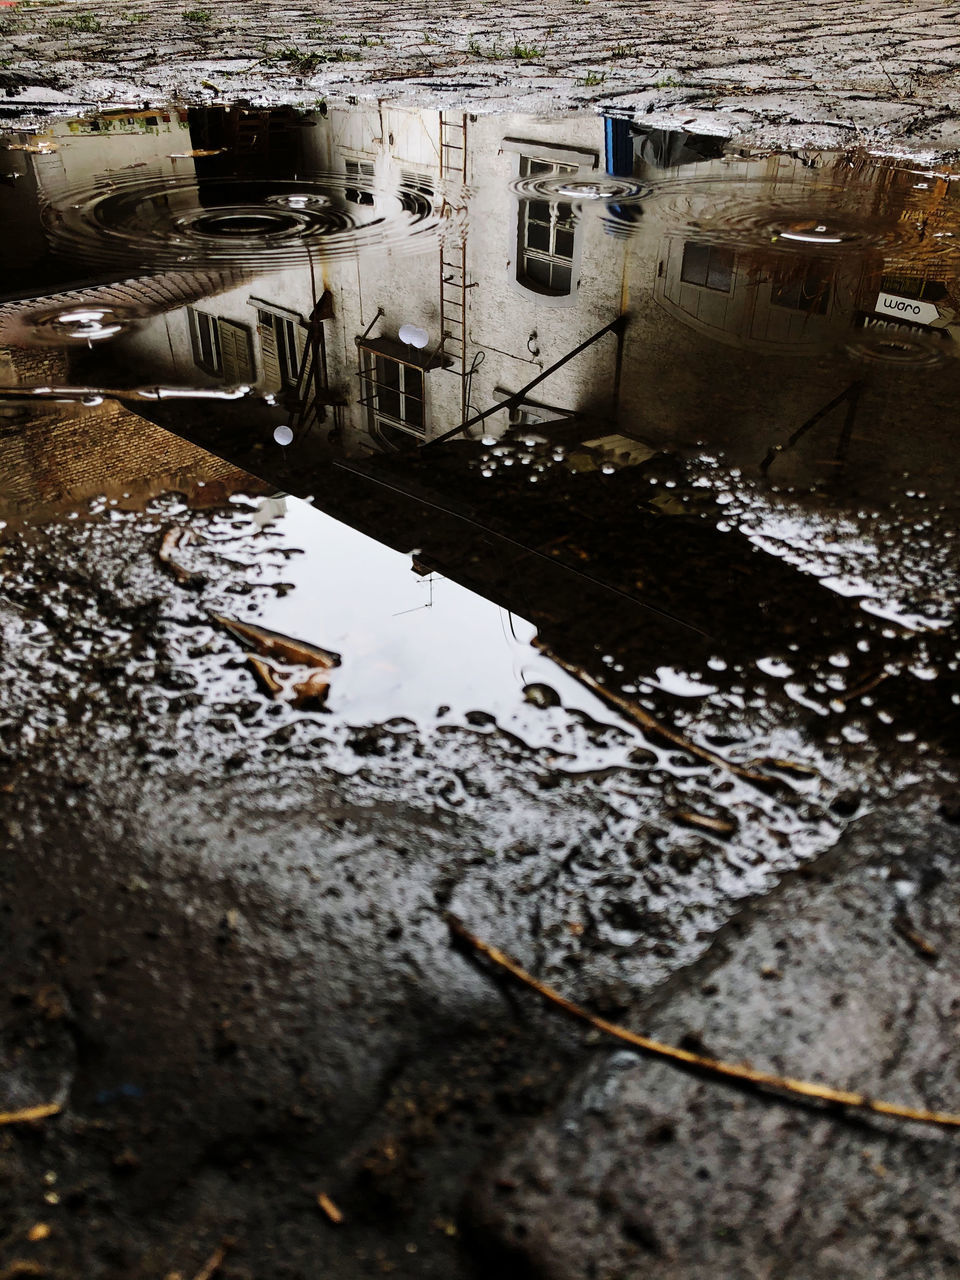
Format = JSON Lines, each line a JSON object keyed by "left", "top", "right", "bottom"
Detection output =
{"left": 289, "top": 291, "right": 339, "bottom": 438}
{"left": 439, "top": 112, "right": 470, "bottom": 422}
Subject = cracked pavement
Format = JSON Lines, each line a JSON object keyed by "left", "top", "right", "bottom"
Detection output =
{"left": 2, "top": 0, "right": 960, "bottom": 150}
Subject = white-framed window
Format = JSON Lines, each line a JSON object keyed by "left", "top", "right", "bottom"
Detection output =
{"left": 254, "top": 305, "right": 306, "bottom": 391}
{"left": 188, "top": 308, "right": 254, "bottom": 382}
{"left": 359, "top": 345, "right": 427, "bottom": 442}
{"left": 345, "top": 159, "right": 375, "bottom": 206}
{"left": 188, "top": 307, "right": 222, "bottom": 376}
{"left": 517, "top": 156, "right": 579, "bottom": 297}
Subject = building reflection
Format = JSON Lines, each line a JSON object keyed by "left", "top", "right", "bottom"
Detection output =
{"left": 3, "top": 104, "right": 960, "bottom": 733}
{"left": 3, "top": 105, "right": 959, "bottom": 497}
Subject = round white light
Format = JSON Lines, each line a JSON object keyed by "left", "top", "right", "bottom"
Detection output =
{"left": 273, "top": 424, "right": 294, "bottom": 446}
{"left": 399, "top": 324, "right": 430, "bottom": 349}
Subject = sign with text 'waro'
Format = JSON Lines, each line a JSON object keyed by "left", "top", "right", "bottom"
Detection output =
{"left": 874, "top": 292, "right": 940, "bottom": 326}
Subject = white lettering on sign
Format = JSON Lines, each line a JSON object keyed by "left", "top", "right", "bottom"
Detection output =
{"left": 875, "top": 292, "right": 939, "bottom": 326}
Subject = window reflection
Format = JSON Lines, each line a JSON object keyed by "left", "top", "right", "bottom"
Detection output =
{"left": 358, "top": 344, "right": 427, "bottom": 444}
{"left": 517, "top": 156, "right": 579, "bottom": 297}
{"left": 679, "top": 242, "right": 734, "bottom": 293}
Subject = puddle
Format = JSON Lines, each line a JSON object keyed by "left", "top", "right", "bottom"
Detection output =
{"left": 4, "top": 102, "right": 960, "bottom": 972}
{"left": 7, "top": 96, "right": 960, "bottom": 1280}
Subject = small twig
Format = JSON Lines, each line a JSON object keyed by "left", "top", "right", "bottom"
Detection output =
{"left": 674, "top": 809, "right": 736, "bottom": 837}
{"left": 536, "top": 642, "right": 779, "bottom": 791}
{"left": 749, "top": 756, "right": 819, "bottom": 780}
{"left": 245, "top": 653, "right": 282, "bottom": 698}
{"left": 876, "top": 57, "right": 901, "bottom": 96}
{"left": 0, "top": 1102, "right": 60, "bottom": 1127}
{"left": 192, "top": 1245, "right": 226, "bottom": 1280}
{"left": 316, "top": 1192, "right": 344, "bottom": 1224}
{"left": 893, "top": 915, "right": 939, "bottom": 961}
{"left": 842, "top": 668, "right": 893, "bottom": 703}
{"left": 158, "top": 526, "right": 204, "bottom": 587}
{"left": 211, "top": 613, "right": 341, "bottom": 669}
{"left": 449, "top": 917, "right": 960, "bottom": 1130}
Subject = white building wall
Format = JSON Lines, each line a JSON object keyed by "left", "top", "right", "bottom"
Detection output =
{"left": 30, "top": 109, "right": 195, "bottom": 200}
{"left": 88, "top": 107, "right": 944, "bottom": 489}
{"left": 113, "top": 105, "right": 632, "bottom": 454}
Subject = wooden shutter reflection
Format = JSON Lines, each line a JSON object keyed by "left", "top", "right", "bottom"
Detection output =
{"left": 188, "top": 308, "right": 203, "bottom": 368}
{"left": 257, "top": 310, "right": 282, "bottom": 388}
{"left": 218, "top": 319, "right": 254, "bottom": 383}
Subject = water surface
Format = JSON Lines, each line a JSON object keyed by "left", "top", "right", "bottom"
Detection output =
{"left": 4, "top": 104, "right": 960, "bottom": 937}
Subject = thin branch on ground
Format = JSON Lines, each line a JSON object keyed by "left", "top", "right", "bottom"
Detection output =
{"left": 0, "top": 1102, "right": 61, "bottom": 1127}
{"left": 449, "top": 916, "right": 960, "bottom": 1130}
{"left": 537, "top": 642, "right": 779, "bottom": 791}
{"left": 317, "top": 1192, "right": 345, "bottom": 1223}
{"left": 192, "top": 1245, "right": 227, "bottom": 1280}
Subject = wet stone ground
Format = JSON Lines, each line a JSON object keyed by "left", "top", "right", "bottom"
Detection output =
{"left": 5, "top": 472, "right": 960, "bottom": 1280}
{"left": 4, "top": 103, "right": 960, "bottom": 1277}
{"left": 3, "top": 0, "right": 960, "bottom": 151}
{"left": 470, "top": 798, "right": 960, "bottom": 1280}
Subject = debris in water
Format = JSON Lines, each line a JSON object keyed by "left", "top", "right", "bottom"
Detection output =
{"left": 522, "top": 682, "right": 561, "bottom": 709}
{"left": 750, "top": 757, "right": 820, "bottom": 780}
{"left": 448, "top": 916, "right": 960, "bottom": 1130}
{"left": 893, "top": 915, "right": 940, "bottom": 961}
{"left": 211, "top": 614, "right": 341, "bottom": 668}
{"left": 317, "top": 1192, "right": 344, "bottom": 1224}
{"left": 293, "top": 671, "right": 331, "bottom": 710}
{"left": 0, "top": 1102, "right": 60, "bottom": 1127}
{"left": 158, "top": 526, "right": 204, "bottom": 587}
{"left": 159, "top": 528, "right": 187, "bottom": 561}
{"left": 842, "top": 669, "right": 893, "bottom": 702}
{"left": 245, "top": 653, "right": 283, "bottom": 698}
{"left": 674, "top": 810, "right": 737, "bottom": 837}
{"left": 536, "top": 642, "right": 779, "bottom": 791}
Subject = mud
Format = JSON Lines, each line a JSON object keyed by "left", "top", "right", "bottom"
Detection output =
{"left": 0, "top": 460, "right": 956, "bottom": 1278}
{"left": 0, "top": 489, "right": 589, "bottom": 1279}
{"left": 468, "top": 796, "right": 960, "bottom": 1279}
{"left": 5, "top": 87, "right": 960, "bottom": 1279}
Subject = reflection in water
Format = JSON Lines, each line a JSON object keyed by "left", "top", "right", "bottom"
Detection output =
{"left": 43, "top": 171, "right": 444, "bottom": 270}
{"left": 261, "top": 496, "right": 665, "bottom": 754}
{"left": 3, "top": 102, "right": 960, "bottom": 772}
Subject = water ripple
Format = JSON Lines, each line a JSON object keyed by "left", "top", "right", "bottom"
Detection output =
{"left": 642, "top": 175, "right": 916, "bottom": 256}
{"left": 42, "top": 172, "right": 446, "bottom": 270}
{"left": 510, "top": 174, "right": 650, "bottom": 204}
